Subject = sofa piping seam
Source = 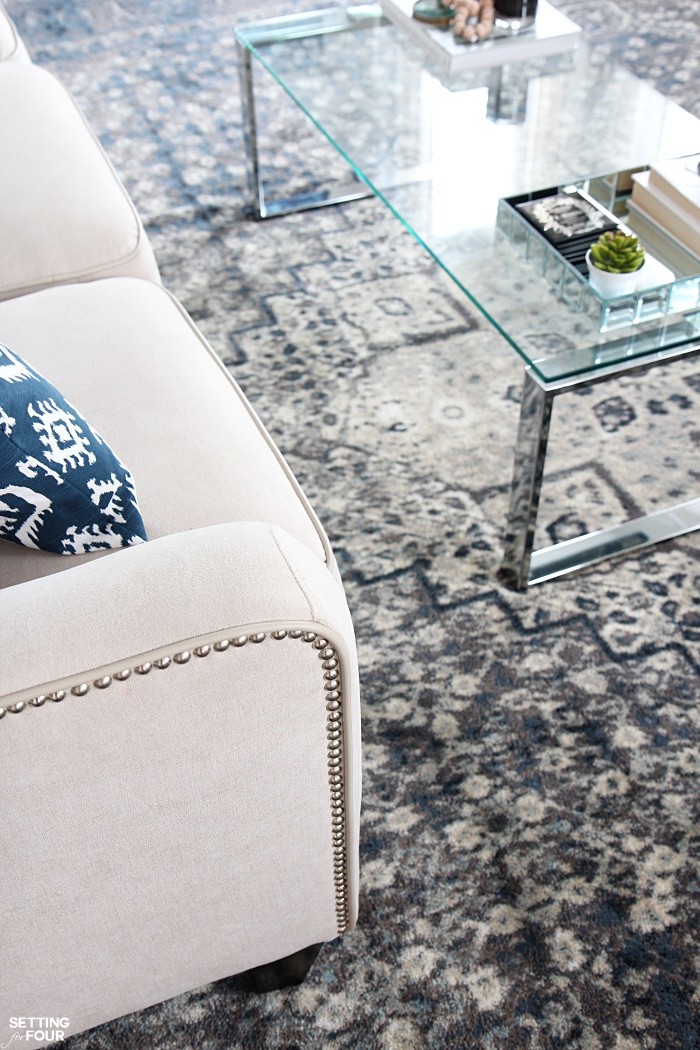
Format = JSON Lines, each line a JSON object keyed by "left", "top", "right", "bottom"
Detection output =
{"left": 269, "top": 524, "right": 318, "bottom": 622}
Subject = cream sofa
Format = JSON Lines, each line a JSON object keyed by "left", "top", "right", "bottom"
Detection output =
{"left": 0, "top": 4, "right": 361, "bottom": 1043}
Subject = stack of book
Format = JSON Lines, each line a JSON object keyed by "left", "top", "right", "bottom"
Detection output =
{"left": 628, "top": 154, "right": 700, "bottom": 262}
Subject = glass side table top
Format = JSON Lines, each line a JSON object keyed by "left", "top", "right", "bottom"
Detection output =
{"left": 235, "top": 4, "right": 700, "bottom": 383}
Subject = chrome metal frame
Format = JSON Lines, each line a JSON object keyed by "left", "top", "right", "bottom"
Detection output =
{"left": 499, "top": 343, "right": 700, "bottom": 589}
{"left": 235, "top": 11, "right": 381, "bottom": 219}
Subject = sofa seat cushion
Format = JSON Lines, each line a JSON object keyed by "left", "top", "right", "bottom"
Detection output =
{"left": 0, "top": 2, "right": 29, "bottom": 62}
{"left": 0, "top": 278, "right": 331, "bottom": 589}
{"left": 0, "top": 342, "right": 148, "bottom": 554}
{"left": 0, "top": 63, "right": 160, "bottom": 301}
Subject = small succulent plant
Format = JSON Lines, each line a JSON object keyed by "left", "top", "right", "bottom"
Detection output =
{"left": 589, "top": 231, "right": 645, "bottom": 274}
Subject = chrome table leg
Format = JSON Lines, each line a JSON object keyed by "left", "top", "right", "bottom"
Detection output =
{"left": 236, "top": 38, "right": 266, "bottom": 219}
{"left": 235, "top": 35, "right": 374, "bottom": 220}
{"left": 499, "top": 369, "right": 554, "bottom": 591}
{"left": 499, "top": 349, "right": 700, "bottom": 590}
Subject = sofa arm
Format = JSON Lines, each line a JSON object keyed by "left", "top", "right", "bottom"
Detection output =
{"left": 0, "top": 521, "right": 356, "bottom": 699}
{"left": 0, "top": 522, "right": 360, "bottom": 1039}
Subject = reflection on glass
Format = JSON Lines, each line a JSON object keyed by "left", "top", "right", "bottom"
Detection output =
{"left": 486, "top": 65, "right": 530, "bottom": 124}
{"left": 494, "top": 0, "right": 538, "bottom": 33}
{"left": 238, "top": 6, "right": 700, "bottom": 379}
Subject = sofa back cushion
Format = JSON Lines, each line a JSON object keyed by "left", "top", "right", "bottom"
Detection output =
{"left": 0, "top": 63, "right": 160, "bottom": 301}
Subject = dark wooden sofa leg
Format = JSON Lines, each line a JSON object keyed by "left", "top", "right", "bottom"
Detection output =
{"left": 247, "top": 943, "right": 323, "bottom": 992}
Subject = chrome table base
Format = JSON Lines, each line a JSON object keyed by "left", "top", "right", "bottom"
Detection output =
{"left": 498, "top": 346, "right": 700, "bottom": 589}
{"left": 236, "top": 25, "right": 377, "bottom": 219}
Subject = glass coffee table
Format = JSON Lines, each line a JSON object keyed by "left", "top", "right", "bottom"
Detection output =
{"left": 234, "top": 4, "right": 700, "bottom": 588}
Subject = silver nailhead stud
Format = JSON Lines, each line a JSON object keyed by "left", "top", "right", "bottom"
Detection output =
{"left": 271, "top": 631, "right": 287, "bottom": 640}
{"left": 194, "top": 645, "right": 211, "bottom": 657}
{"left": 302, "top": 632, "right": 316, "bottom": 643}
{"left": 214, "top": 640, "right": 230, "bottom": 652}
{"left": 48, "top": 691, "right": 66, "bottom": 702}
{"left": 320, "top": 647, "right": 335, "bottom": 660}
{"left": 232, "top": 636, "right": 248, "bottom": 647}
{"left": 174, "top": 651, "right": 191, "bottom": 664}
{"left": 154, "top": 657, "right": 171, "bottom": 670}
{"left": 30, "top": 696, "right": 46, "bottom": 707}
{"left": 8, "top": 701, "right": 25, "bottom": 714}
{"left": 94, "top": 676, "right": 112, "bottom": 689}
{"left": 0, "top": 708, "right": 5, "bottom": 719}
{"left": 288, "top": 630, "right": 303, "bottom": 639}
{"left": 135, "top": 663, "right": 152, "bottom": 675}
{"left": 313, "top": 638, "right": 329, "bottom": 649}
{"left": 114, "top": 669, "right": 132, "bottom": 681}
{"left": 71, "top": 683, "right": 90, "bottom": 697}
{"left": 249, "top": 633, "right": 266, "bottom": 644}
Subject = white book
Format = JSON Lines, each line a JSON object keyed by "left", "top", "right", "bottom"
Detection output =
{"left": 379, "top": 0, "right": 581, "bottom": 75}
{"left": 631, "top": 170, "right": 700, "bottom": 259}
{"left": 626, "top": 199, "right": 700, "bottom": 274}
{"left": 648, "top": 154, "right": 700, "bottom": 223}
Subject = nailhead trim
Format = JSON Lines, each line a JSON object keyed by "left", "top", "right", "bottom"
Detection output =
{"left": 1, "top": 628, "right": 350, "bottom": 934}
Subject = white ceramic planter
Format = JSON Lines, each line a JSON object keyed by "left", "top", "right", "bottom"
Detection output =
{"left": 586, "top": 248, "right": 645, "bottom": 298}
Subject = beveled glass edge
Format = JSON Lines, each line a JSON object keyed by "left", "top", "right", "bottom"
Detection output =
{"left": 235, "top": 4, "right": 385, "bottom": 47}
{"left": 531, "top": 316, "right": 700, "bottom": 385}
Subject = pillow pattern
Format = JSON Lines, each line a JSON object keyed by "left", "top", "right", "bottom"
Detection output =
{"left": 0, "top": 343, "right": 147, "bottom": 554}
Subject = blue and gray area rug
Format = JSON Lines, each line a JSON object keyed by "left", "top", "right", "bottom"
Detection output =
{"left": 12, "top": 0, "right": 699, "bottom": 1046}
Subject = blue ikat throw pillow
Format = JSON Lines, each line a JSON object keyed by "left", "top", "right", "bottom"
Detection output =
{"left": 0, "top": 343, "right": 147, "bottom": 554}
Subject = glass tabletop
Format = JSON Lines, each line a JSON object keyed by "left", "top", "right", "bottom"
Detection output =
{"left": 235, "top": 4, "right": 700, "bottom": 383}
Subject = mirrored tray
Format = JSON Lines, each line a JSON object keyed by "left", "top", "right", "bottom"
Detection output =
{"left": 497, "top": 169, "right": 700, "bottom": 333}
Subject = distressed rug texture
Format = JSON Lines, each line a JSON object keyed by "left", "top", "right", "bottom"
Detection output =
{"left": 10, "top": 0, "right": 700, "bottom": 1047}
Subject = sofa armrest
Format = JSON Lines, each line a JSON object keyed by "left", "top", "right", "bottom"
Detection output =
{"left": 0, "top": 522, "right": 360, "bottom": 1038}
{"left": 0, "top": 521, "right": 356, "bottom": 698}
